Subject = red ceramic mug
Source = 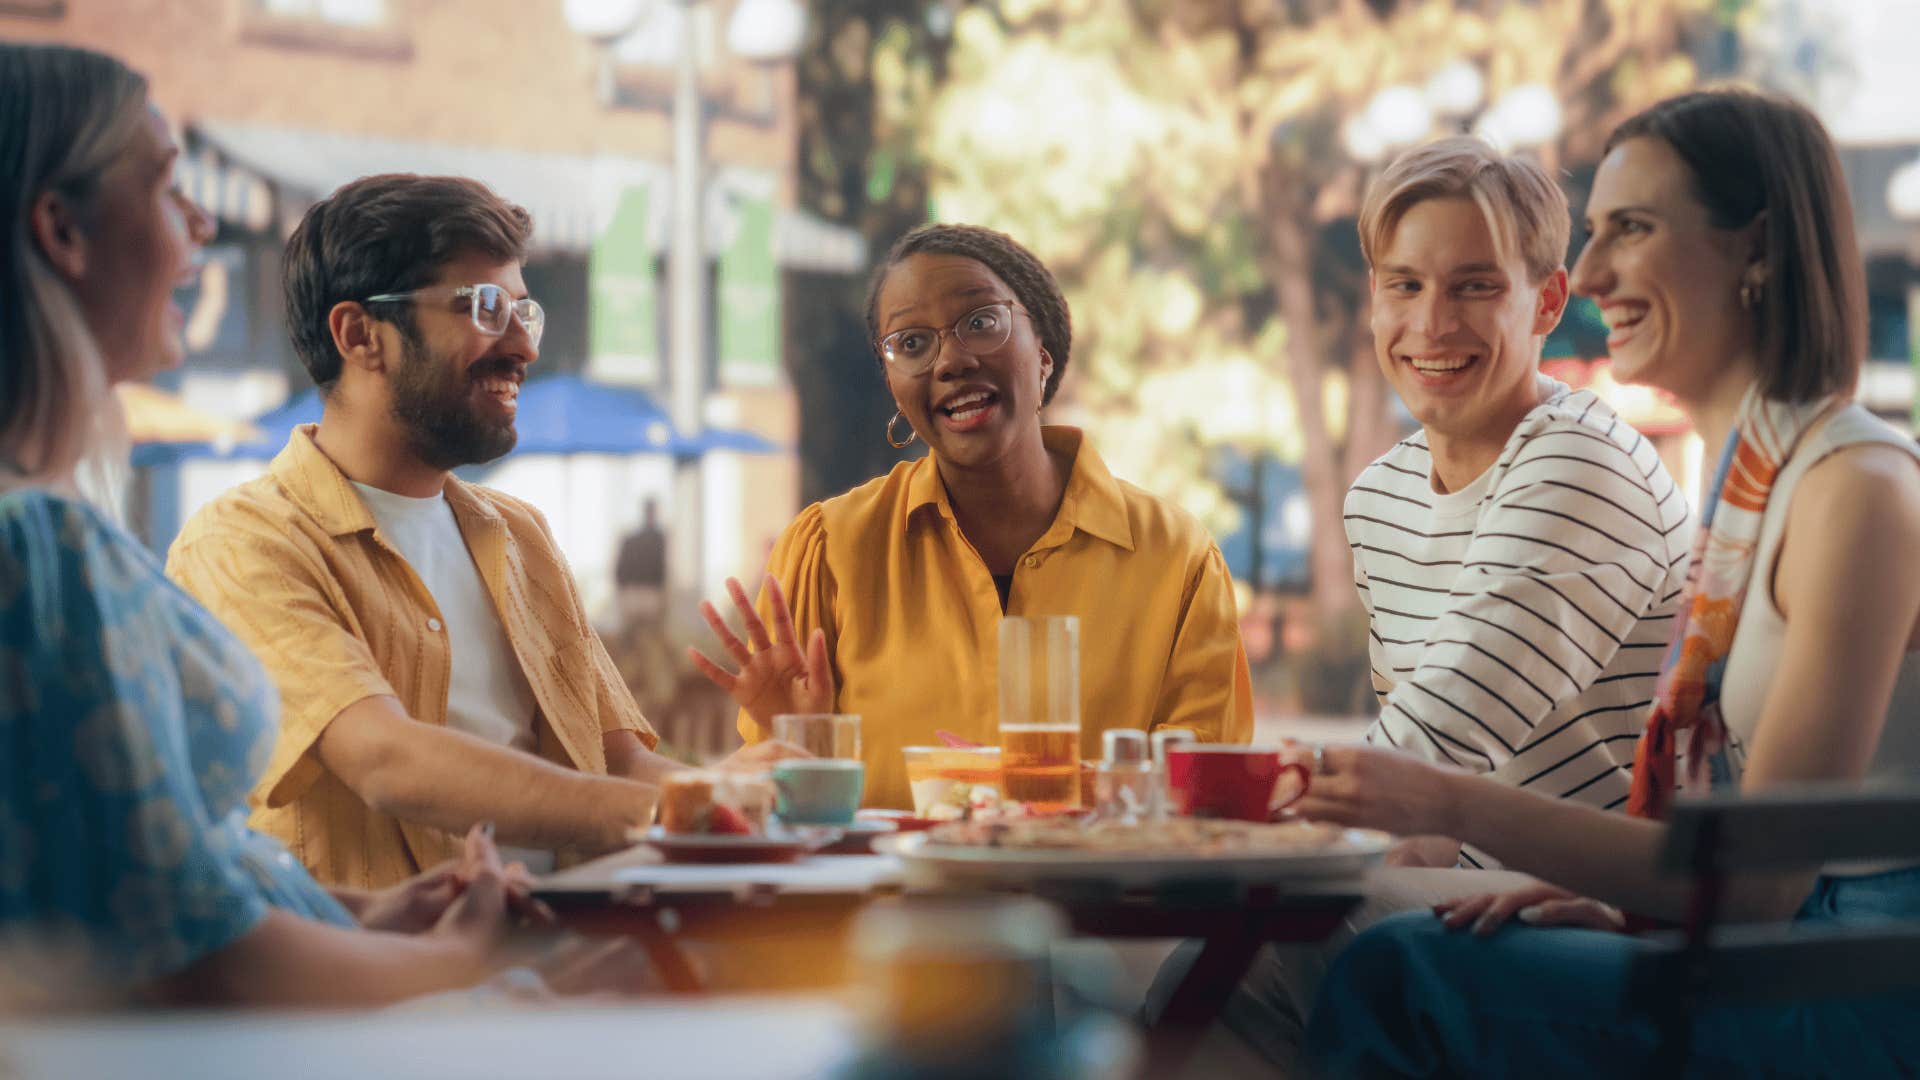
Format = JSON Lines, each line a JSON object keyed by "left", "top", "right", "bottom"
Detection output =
{"left": 1165, "top": 745, "right": 1310, "bottom": 821}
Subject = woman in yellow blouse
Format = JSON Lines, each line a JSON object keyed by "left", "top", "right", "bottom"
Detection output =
{"left": 691, "top": 223, "right": 1253, "bottom": 809}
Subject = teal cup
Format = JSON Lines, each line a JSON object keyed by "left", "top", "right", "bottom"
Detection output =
{"left": 773, "top": 759, "right": 865, "bottom": 825}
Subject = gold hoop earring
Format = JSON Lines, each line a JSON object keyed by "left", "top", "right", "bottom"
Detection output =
{"left": 886, "top": 411, "right": 917, "bottom": 449}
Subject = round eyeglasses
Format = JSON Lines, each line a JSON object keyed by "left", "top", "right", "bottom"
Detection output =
{"left": 877, "top": 300, "right": 1028, "bottom": 373}
{"left": 364, "top": 283, "right": 545, "bottom": 349}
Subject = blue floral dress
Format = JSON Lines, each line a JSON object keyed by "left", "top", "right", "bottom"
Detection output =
{"left": 0, "top": 490, "right": 352, "bottom": 984}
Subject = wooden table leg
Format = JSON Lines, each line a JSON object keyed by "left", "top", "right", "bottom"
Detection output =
{"left": 630, "top": 919, "right": 705, "bottom": 994}
{"left": 1145, "top": 928, "right": 1264, "bottom": 1074}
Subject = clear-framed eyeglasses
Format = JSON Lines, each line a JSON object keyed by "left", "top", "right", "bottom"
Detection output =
{"left": 877, "top": 299, "right": 1029, "bottom": 374}
{"left": 364, "top": 283, "right": 545, "bottom": 348}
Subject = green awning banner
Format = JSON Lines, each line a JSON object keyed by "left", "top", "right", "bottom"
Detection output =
{"left": 718, "top": 194, "right": 780, "bottom": 386}
{"left": 589, "top": 185, "right": 659, "bottom": 385}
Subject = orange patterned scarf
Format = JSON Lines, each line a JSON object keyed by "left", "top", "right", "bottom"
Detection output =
{"left": 1627, "top": 389, "right": 1841, "bottom": 820}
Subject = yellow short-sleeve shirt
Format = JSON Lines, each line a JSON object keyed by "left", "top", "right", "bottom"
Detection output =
{"left": 740, "top": 426, "right": 1253, "bottom": 810}
{"left": 167, "top": 425, "right": 654, "bottom": 888}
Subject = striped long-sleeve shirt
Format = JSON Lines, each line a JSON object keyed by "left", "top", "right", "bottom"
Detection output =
{"left": 1345, "top": 377, "right": 1690, "bottom": 867}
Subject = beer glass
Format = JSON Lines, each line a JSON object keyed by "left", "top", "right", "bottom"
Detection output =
{"left": 772, "top": 713, "right": 862, "bottom": 760}
{"left": 997, "top": 615, "right": 1081, "bottom": 811}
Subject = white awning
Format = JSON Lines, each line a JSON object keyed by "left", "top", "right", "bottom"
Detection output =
{"left": 183, "top": 120, "right": 865, "bottom": 273}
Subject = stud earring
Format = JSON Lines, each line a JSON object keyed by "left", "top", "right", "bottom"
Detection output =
{"left": 886, "top": 411, "right": 917, "bottom": 449}
{"left": 1740, "top": 282, "right": 1760, "bottom": 310}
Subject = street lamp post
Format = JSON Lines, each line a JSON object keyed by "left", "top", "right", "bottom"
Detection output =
{"left": 567, "top": 0, "right": 805, "bottom": 603}
{"left": 667, "top": 0, "right": 707, "bottom": 605}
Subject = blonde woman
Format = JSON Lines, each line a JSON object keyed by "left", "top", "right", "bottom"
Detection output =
{"left": 0, "top": 42, "right": 545, "bottom": 1007}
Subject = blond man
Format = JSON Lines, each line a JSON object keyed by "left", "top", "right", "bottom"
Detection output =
{"left": 1345, "top": 137, "right": 1688, "bottom": 868}
{"left": 1151, "top": 137, "right": 1690, "bottom": 1072}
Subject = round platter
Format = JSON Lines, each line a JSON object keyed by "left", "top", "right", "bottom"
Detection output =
{"left": 873, "top": 826, "right": 1390, "bottom": 888}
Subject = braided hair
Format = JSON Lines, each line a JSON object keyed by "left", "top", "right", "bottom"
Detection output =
{"left": 863, "top": 223, "right": 1073, "bottom": 405}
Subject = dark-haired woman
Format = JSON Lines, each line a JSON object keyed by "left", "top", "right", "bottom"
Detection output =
{"left": 1292, "top": 89, "right": 1920, "bottom": 1075}
{"left": 691, "top": 224, "right": 1253, "bottom": 809}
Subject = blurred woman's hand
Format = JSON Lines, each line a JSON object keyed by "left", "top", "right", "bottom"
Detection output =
{"left": 358, "top": 832, "right": 552, "bottom": 935}
{"left": 1434, "top": 879, "right": 1625, "bottom": 936}
{"left": 688, "top": 574, "right": 834, "bottom": 733}
{"left": 355, "top": 861, "right": 464, "bottom": 934}
{"left": 423, "top": 823, "right": 554, "bottom": 971}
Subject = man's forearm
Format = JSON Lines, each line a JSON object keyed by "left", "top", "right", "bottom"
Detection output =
{"left": 321, "top": 699, "right": 657, "bottom": 854}
{"left": 604, "top": 730, "right": 692, "bottom": 786}
{"left": 376, "top": 741, "right": 655, "bottom": 853}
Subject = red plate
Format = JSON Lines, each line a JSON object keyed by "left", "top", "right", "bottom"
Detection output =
{"left": 641, "top": 825, "right": 834, "bottom": 864}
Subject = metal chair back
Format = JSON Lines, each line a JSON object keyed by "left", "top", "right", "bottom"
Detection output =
{"left": 1631, "top": 781, "right": 1920, "bottom": 1073}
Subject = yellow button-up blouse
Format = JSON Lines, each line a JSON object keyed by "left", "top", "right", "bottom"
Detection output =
{"left": 740, "top": 426, "right": 1253, "bottom": 809}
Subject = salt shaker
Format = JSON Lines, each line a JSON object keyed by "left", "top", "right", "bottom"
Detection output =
{"left": 1093, "top": 729, "right": 1154, "bottom": 823}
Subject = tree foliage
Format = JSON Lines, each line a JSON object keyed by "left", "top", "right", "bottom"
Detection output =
{"left": 789, "top": 2, "right": 965, "bottom": 501}
{"left": 918, "top": 0, "right": 1711, "bottom": 615}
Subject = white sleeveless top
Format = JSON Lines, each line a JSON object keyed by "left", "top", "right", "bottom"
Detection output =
{"left": 1717, "top": 404, "right": 1920, "bottom": 873}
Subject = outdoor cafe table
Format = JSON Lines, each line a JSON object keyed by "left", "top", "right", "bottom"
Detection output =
{"left": 533, "top": 841, "right": 1367, "bottom": 1060}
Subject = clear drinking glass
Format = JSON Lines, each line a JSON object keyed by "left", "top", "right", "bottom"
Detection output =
{"left": 772, "top": 713, "right": 862, "bottom": 760}
{"left": 997, "top": 615, "right": 1081, "bottom": 812}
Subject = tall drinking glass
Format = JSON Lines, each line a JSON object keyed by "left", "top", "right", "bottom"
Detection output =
{"left": 997, "top": 615, "right": 1081, "bottom": 811}
{"left": 772, "top": 713, "right": 862, "bottom": 760}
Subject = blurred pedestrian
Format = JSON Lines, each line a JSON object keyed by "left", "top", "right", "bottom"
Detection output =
{"left": 615, "top": 495, "right": 668, "bottom": 624}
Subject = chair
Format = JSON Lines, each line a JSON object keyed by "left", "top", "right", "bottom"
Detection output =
{"left": 1628, "top": 780, "right": 1920, "bottom": 1074}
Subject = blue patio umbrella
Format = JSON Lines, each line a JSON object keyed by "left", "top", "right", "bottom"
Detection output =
{"left": 673, "top": 426, "right": 778, "bottom": 456}
{"left": 513, "top": 374, "right": 777, "bottom": 457}
{"left": 511, "top": 373, "right": 680, "bottom": 455}
{"left": 130, "top": 387, "right": 321, "bottom": 466}
{"left": 133, "top": 374, "right": 777, "bottom": 465}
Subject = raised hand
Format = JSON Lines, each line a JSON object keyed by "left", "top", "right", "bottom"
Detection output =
{"left": 688, "top": 574, "right": 834, "bottom": 734}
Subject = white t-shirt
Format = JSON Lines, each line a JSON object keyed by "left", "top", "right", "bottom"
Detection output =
{"left": 1345, "top": 376, "right": 1692, "bottom": 867}
{"left": 351, "top": 481, "right": 552, "bottom": 874}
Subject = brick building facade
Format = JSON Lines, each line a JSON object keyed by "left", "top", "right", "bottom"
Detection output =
{"left": 3, "top": 0, "right": 855, "bottom": 627}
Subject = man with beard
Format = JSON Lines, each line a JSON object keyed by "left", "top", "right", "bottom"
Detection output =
{"left": 168, "top": 174, "right": 796, "bottom": 890}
